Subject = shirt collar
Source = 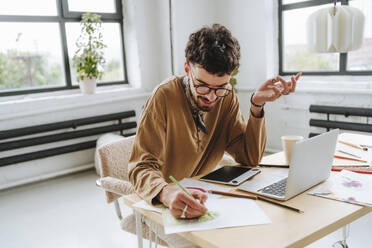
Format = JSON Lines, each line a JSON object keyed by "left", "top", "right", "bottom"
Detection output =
{"left": 182, "top": 76, "right": 208, "bottom": 135}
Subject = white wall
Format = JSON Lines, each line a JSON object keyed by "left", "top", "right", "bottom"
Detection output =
{"left": 219, "top": 0, "right": 271, "bottom": 88}
{"left": 123, "top": 0, "right": 173, "bottom": 91}
{"left": 172, "top": 0, "right": 222, "bottom": 74}
{"left": 172, "top": 0, "right": 274, "bottom": 87}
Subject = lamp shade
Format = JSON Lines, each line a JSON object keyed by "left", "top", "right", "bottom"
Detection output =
{"left": 306, "top": 6, "right": 365, "bottom": 53}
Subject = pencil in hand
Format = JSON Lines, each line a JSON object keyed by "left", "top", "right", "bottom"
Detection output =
{"left": 169, "top": 176, "right": 196, "bottom": 200}
{"left": 169, "top": 176, "right": 204, "bottom": 204}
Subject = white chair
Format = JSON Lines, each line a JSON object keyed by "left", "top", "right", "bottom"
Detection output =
{"left": 96, "top": 134, "right": 207, "bottom": 248}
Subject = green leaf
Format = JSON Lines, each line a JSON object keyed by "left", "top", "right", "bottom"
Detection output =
{"left": 229, "top": 68, "right": 239, "bottom": 93}
{"left": 73, "top": 12, "right": 106, "bottom": 80}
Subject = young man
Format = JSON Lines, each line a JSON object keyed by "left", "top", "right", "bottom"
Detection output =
{"left": 128, "top": 24, "right": 301, "bottom": 219}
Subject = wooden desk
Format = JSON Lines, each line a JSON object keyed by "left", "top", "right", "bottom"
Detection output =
{"left": 124, "top": 147, "right": 371, "bottom": 247}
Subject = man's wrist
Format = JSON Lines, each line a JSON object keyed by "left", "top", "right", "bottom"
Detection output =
{"left": 250, "top": 92, "right": 264, "bottom": 118}
{"left": 250, "top": 106, "right": 264, "bottom": 118}
{"left": 156, "top": 184, "right": 169, "bottom": 206}
{"left": 250, "top": 92, "right": 265, "bottom": 108}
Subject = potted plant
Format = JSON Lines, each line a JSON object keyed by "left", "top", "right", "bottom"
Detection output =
{"left": 73, "top": 13, "right": 106, "bottom": 94}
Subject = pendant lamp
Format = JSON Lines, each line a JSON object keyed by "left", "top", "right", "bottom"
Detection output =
{"left": 306, "top": 1, "right": 365, "bottom": 53}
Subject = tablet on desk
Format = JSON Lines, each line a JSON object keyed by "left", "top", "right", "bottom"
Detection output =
{"left": 200, "top": 166, "right": 261, "bottom": 186}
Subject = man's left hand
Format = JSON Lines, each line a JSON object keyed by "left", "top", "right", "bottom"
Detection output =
{"left": 251, "top": 72, "right": 302, "bottom": 106}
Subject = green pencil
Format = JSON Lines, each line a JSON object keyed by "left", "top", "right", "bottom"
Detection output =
{"left": 169, "top": 176, "right": 196, "bottom": 200}
{"left": 169, "top": 176, "right": 215, "bottom": 219}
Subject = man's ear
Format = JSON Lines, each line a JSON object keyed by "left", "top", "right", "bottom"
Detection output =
{"left": 184, "top": 61, "right": 190, "bottom": 75}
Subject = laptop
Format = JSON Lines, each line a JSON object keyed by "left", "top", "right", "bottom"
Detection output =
{"left": 237, "top": 129, "right": 339, "bottom": 201}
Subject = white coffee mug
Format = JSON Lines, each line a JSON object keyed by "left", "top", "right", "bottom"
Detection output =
{"left": 281, "top": 135, "right": 304, "bottom": 165}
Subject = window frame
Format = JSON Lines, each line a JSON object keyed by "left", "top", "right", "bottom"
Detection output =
{"left": 279, "top": 0, "right": 372, "bottom": 76}
{"left": 0, "top": 0, "right": 128, "bottom": 97}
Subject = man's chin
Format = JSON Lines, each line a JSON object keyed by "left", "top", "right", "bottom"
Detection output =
{"left": 199, "top": 105, "right": 213, "bottom": 112}
{"left": 197, "top": 100, "right": 215, "bottom": 112}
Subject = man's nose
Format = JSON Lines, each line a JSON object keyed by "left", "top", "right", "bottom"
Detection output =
{"left": 205, "top": 90, "right": 217, "bottom": 102}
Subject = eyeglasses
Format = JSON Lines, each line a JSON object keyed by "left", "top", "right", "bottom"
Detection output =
{"left": 189, "top": 69, "right": 231, "bottom": 97}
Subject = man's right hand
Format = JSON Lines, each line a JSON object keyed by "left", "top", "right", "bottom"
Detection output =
{"left": 157, "top": 184, "right": 208, "bottom": 219}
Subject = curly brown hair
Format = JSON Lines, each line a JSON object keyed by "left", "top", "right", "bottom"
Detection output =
{"left": 185, "top": 24, "right": 240, "bottom": 76}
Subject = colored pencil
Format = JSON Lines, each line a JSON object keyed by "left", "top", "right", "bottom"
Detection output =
{"left": 332, "top": 168, "right": 372, "bottom": 175}
{"left": 332, "top": 165, "right": 370, "bottom": 168}
{"left": 338, "top": 140, "right": 368, "bottom": 151}
{"left": 169, "top": 176, "right": 196, "bottom": 200}
{"left": 336, "top": 150, "right": 362, "bottom": 159}
{"left": 334, "top": 155, "right": 367, "bottom": 163}
{"left": 208, "top": 190, "right": 303, "bottom": 213}
{"left": 256, "top": 196, "right": 304, "bottom": 213}
{"left": 259, "top": 164, "right": 290, "bottom": 168}
{"left": 208, "top": 190, "right": 256, "bottom": 200}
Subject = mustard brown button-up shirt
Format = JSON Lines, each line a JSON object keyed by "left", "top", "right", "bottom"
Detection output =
{"left": 128, "top": 76, "right": 266, "bottom": 203}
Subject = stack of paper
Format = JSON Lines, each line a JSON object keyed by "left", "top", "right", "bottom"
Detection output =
{"left": 309, "top": 170, "right": 372, "bottom": 207}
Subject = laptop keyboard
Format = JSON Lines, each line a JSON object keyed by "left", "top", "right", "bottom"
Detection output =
{"left": 258, "top": 178, "right": 287, "bottom": 197}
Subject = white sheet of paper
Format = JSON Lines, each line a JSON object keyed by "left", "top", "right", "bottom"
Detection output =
{"left": 180, "top": 178, "right": 232, "bottom": 199}
{"left": 309, "top": 170, "right": 372, "bottom": 206}
{"left": 162, "top": 198, "right": 271, "bottom": 234}
{"left": 133, "top": 200, "right": 163, "bottom": 213}
{"left": 132, "top": 179, "right": 232, "bottom": 213}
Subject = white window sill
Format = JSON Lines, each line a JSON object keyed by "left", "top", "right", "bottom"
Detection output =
{"left": 0, "top": 85, "right": 150, "bottom": 120}
{"left": 292, "top": 75, "right": 372, "bottom": 94}
{"left": 0, "top": 84, "right": 146, "bottom": 104}
{"left": 238, "top": 75, "right": 372, "bottom": 94}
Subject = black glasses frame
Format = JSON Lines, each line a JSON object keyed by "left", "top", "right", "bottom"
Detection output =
{"left": 189, "top": 69, "right": 231, "bottom": 97}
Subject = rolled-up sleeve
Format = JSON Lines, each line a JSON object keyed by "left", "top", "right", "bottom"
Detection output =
{"left": 128, "top": 90, "right": 168, "bottom": 204}
{"left": 225, "top": 94, "right": 266, "bottom": 166}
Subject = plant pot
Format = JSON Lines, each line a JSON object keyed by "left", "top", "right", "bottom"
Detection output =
{"left": 80, "top": 77, "right": 97, "bottom": 94}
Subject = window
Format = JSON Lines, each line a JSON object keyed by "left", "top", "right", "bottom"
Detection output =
{"left": 279, "top": 0, "right": 372, "bottom": 75}
{"left": 0, "top": 0, "right": 127, "bottom": 96}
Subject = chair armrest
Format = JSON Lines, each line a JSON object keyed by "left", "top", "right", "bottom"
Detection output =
{"left": 99, "top": 176, "right": 135, "bottom": 196}
{"left": 96, "top": 177, "right": 128, "bottom": 220}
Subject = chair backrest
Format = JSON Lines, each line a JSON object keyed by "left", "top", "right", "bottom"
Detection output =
{"left": 98, "top": 135, "right": 135, "bottom": 202}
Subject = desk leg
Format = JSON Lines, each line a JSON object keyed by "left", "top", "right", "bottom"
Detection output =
{"left": 342, "top": 224, "right": 350, "bottom": 248}
{"left": 135, "top": 211, "right": 143, "bottom": 248}
{"left": 333, "top": 224, "right": 350, "bottom": 248}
